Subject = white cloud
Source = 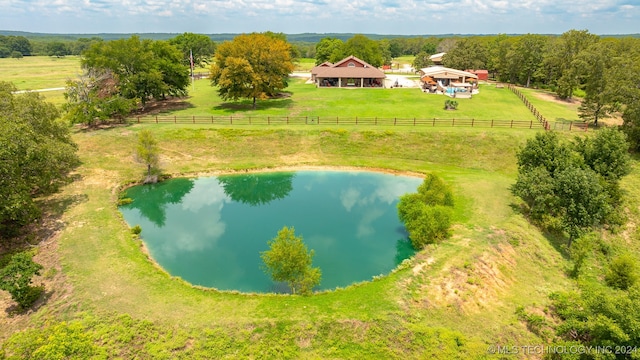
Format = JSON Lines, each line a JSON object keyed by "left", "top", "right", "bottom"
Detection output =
{"left": 0, "top": 0, "right": 638, "bottom": 34}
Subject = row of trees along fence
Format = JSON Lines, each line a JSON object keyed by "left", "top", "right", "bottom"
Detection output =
{"left": 132, "top": 115, "right": 545, "bottom": 129}
{"left": 506, "top": 84, "right": 588, "bottom": 132}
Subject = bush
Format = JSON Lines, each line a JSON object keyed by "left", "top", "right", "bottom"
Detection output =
{"left": 131, "top": 225, "right": 142, "bottom": 235}
{"left": 604, "top": 254, "right": 638, "bottom": 290}
{"left": 444, "top": 99, "right": 458, "bottom": 110}
{"left": 398, "top": 174, "right": 454, "bottom": 250}
{"left": 0, "top": 252, "right": 44, "bottom": 309}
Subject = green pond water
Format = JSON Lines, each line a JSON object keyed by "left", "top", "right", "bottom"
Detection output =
{"left": 119, "top": 171, "right": 422, "bottom": 293}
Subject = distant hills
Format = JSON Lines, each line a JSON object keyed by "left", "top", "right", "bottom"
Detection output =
{"left": 1, "top": 30, "right": 639, "bottom": 42}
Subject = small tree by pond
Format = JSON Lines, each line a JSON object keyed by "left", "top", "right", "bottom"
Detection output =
{"left": 261, "top": 226, "right": 321, "bottom": 295}
{"left": 0, "top": 252, "right": 44, "bottom": 310}
{"left": 135, "top": 129, "right": 160, "bottom": 182}
{"left": 398, "top": 174, "right": 454, "bottom": 250}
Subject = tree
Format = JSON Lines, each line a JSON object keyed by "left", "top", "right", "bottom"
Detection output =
{"left": 81, "top": 36, "right": 189, "bottom": 107}
{"left": 46, "top": 41, "right": 70, "bottom": 57}
{"left": 210, "top": 33, "right": 294, "bottom": 109}
{"left": 544, "top": 30, "right": 599, "bottom": 99}
{"left": 573, "top": 127, "right": 631, "bottom": 182}
{"left": 575, "top": 42, "right": 620, "bottom": 126}
{"left": 398, "top": 174, "right": 454, "bottom": 249}
{"left": 506, "top": 34, "right": 547, "bottom": 87}
{"left": 442, "top": 37, "right": 488, "bottom": 70}
{"left": 315, "top": 37, "right": 344, "bottom": 65}
{"left": 261, "top": 227, "right": 321, "bottom": 295}
{"left": 512, "top": 130, "right": 630, "bottom": 247}
{"left": 554, "top": 166, "right": 609, "bottom": 247}
{"left": 336, "top": 35, "right": 384, "bottom": 67}
{"left": 0, "top": 82, "right": 79, "bottom": 236}
{"left": 0, "top": 252, "right": 44, "bottom": 309}
{"left": 412, "top": 51, "right": 433, "bottom": 71}
{"left": 169, "top": 32, "right": 216, "bottom": 69}
{"left": 135, "top": 129, "right": 160, "bottom": 178}
{"left": 63, "top": 70, "right": 136, "bottom": 126}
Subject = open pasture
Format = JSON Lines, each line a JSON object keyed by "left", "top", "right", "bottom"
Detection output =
{"left": 1, "top": 55, "right": 618, "bottom": 359}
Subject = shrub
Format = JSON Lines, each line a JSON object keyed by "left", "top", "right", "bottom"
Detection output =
{"left": 0, "top": 252, "right": 44, "bottom": 309}
{"left": 604, "top": 254, "right": 638, "bottom": 290}
{"left": 398, "top": 174, "right": 454, "bottom": 250}
{"left": 444, "top": 99, "right": 458, "bottom": 110}
{"left": 131, "top": 225, "right": 142, "bottom": 235}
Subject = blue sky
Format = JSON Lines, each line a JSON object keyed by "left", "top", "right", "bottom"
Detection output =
{"left": 1, "top": 0, "right": 639, "bottom": 35}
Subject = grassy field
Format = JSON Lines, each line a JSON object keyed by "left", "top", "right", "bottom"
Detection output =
{"left": 149, "top": 78, "right": 539, "bottom": 122}
{"left": 0, "top": 57, "right": 613, "bottom": 358}
{"left": 0, "top": 124, "right": 584, "bottom": 358}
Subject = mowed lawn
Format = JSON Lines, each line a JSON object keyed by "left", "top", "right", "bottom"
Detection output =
{"left": 0, "top": 56, "right": 580, "bottom": 123}
{"left": 164, "top": 78, "right": 540, "bottom": 121}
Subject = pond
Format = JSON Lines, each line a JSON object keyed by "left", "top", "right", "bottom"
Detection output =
{"left": 119, "top": 171, "right": 422, "bottom": 293}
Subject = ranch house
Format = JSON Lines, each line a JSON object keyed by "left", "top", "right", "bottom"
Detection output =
{"left": 311, "top": 56, "right": 386, "bottom": 88}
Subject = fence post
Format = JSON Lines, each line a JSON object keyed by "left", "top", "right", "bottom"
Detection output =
{"left": 375, "top": 117, "right": 377, "bottom": 125}
{"left": 230, "top": 116, "right": 233, "bottom": 125}
{"left": 472, "top": 118, "right": 474, "bottom": 127}
{"left": 192, "top": 115, "right": 195, "bottom": 124}
{"left": 156, "top": 115, "right": 158, "bottom": 123}
{"left": 413, "top": 117, "right": 416, "bottom": 126}
{"left": 433, "top": 118, "right": 435, "bottom": 127}
{"left": 249, "top": 117, "right": 252, "bottom": 125}
{"left": 336, "top": 116, "right": 338, "bottom": 124}
{"left": 511, "top": 120, "right": 513, "bottom": 128}
{"left": 356, "top": 116, "right": 358, "bottom": 125}
{"left": 394, "top": 117, "right": 396, "bottom": 126}
{"left": 268, "top": 117, "right": 270, "bottom": 125}
{"left": 530, "top": 121, "right": 532, "bottom": 129}
{"left": 452, "top": 118, "right": 455, "bottom": 127}
{"left": 491, "top": 119, "right": 493, "bottom": 128}
{"left": 585, "top": 122, "right": 588, "bottom": 132}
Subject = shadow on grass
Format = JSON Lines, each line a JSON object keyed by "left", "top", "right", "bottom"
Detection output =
{"left": 1, "top": 192, "right": 89, "bottom": 253}
{"left": 509, "top": 203, "right": 570, "bottom": 259}
{"left": 214, "top": 98, "right": 293, "bottom": 113}
{"left": 3, "top": 287, "right": 53, "bottom": 317}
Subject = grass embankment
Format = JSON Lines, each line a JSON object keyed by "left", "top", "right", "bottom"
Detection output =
{"left": 1, "top": 124, "right": 582, "bottom": 358}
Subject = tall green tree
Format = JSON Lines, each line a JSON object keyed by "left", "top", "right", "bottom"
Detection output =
{"left": 336, "top": 34, "right": 384, "bottom": 67}
{"left": 169, "top": 32, "right": 216, "bottom": 69}
{"left": 506, "top": 34, "right": 548, "bottom": 87}
{"left": 442, "top": 37, "right": 488, "bottom": 70}
{"left": 81, "top": 36, "right": 189, "bottom": 107}
{"left": 412, "top": 51, "right": 433, "bottom": 70}
{"left": 575, "top": 41, "right": 620, "bottom": 126}
{"left": 0, "top": 82, "right": 79, "bottom": 236}
{"left": 315, "top": 37, "right": 343, "bottom": 65}
{"left": 512, "top": 130, "right": 630, "bottom": 247}
{"left": 261, "top": 227, "right": 321, "bottom": 295}
{"left": 210, "top": 33, "right": 294, "bottom": 109}
{"left": 544, "top": 30, "right": 599, "bottom": 99}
